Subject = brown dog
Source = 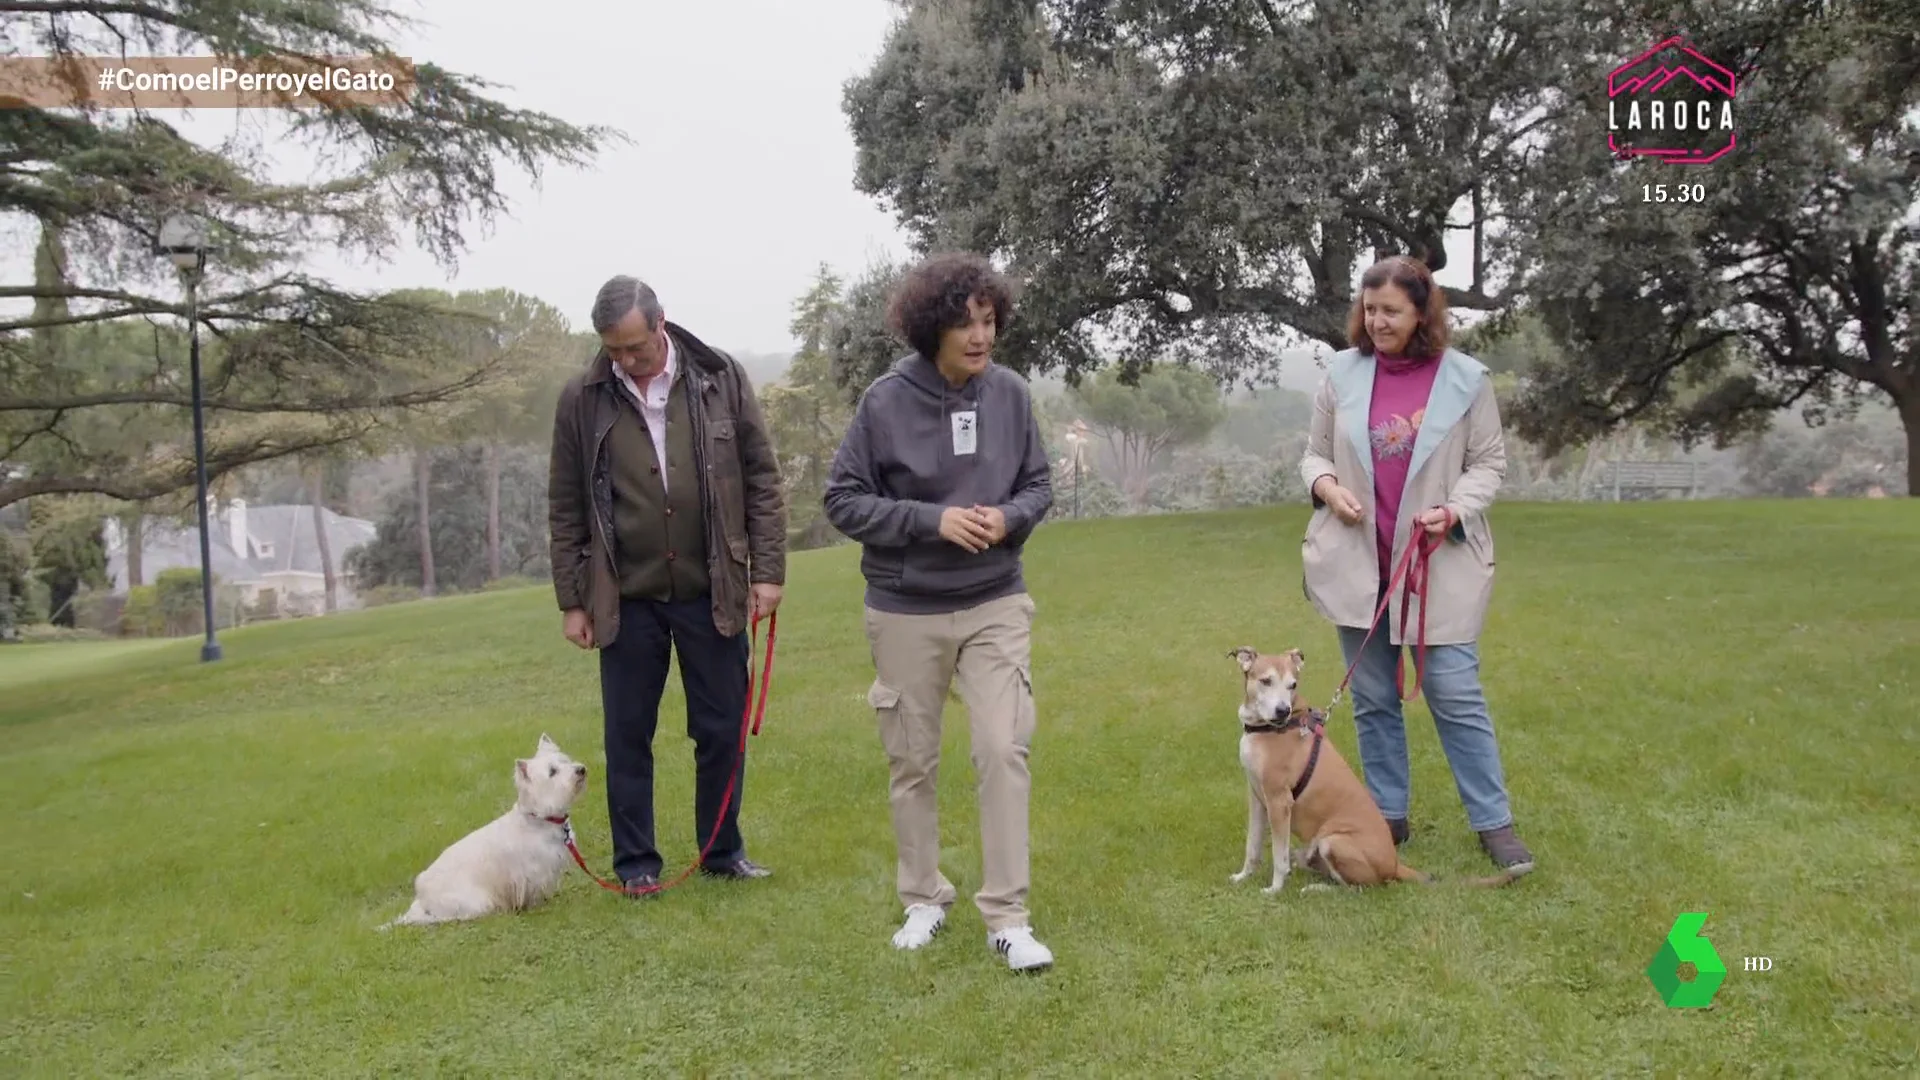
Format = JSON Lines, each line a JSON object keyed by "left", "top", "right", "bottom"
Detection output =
{"left": 1227, "top": 645, "right": 1520, "bottom": 893}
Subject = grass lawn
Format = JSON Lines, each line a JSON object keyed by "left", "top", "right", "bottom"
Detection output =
{"left": 4, "top": 499, "right": 1916, "bottom": 1075}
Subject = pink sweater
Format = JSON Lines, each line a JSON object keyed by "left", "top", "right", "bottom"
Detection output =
{"left": 1368, "top": 353, "right": 1443, "bottom": 581}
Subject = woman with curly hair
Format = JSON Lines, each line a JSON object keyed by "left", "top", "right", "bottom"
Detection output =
{"left": 823, "top": 251, "right": 1058, "bottom": 971}
{"left": 1299, "top": 254, "right": 1535, "bottom": 877}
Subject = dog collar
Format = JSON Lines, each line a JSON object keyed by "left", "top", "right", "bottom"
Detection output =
{"left": 1242, "top": 707, "right": 1325, "bottom": 736}
{"left": 1240, "top": 710, "right": 1329, "bottom": 800}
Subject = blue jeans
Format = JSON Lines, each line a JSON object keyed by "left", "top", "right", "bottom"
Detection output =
{"left": 1335, "top": 613, "right": 1516, "bottom": 833}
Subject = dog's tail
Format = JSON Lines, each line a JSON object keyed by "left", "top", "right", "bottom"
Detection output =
{"left": 1393, "top": 862, "right": 1435, "bottom": 885}
{"left": 1452, "top": 867, "right": 1527, "bottom": 888}
{"left": 1412, "top": 864, "right": 1526, "bottom": 889}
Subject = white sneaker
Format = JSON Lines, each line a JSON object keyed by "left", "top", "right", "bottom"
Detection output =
{"left": 987, "top": 925, "right": 1054, "bottom": 971}
{"left": 890, "top": 904, "right": 946, "bottom": 950}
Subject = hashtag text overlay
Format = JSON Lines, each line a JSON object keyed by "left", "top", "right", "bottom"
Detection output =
{"left": 0, "top": 55, "right": 415, "bottom": 110}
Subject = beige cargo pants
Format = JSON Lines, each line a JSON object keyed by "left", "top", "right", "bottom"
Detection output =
{"left": 862, "top": 591, "right": 1037, "bottom": 932}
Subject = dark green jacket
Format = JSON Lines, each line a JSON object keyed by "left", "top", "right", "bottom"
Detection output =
{"left": 547, "top": 322, "right": 787, "bottom": 644}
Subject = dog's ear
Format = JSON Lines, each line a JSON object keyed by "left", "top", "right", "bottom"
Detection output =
{"left": 1287, "top": 648, "right": 1304, "bottom": 668}
{"left": 1228, "top": 646, "right": 1257, "bottom": 672}
{"left": 537, "top": 732, "right": 558, "bottom": 754}
{"left": 515, "top": 759, "right": 530, "bottom": 781}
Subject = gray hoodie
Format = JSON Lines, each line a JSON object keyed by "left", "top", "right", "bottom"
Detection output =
{"left": 822, "top": 354, "right": 1054, "bottom": 614}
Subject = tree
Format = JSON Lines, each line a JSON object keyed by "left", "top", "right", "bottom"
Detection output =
{"left": 1215, "top": 386, "right": 1314, "bottom": 459}
{"left": 437, "top": 290, "right": 578, "bottom": 581}
{"left": 0, "top": 525, "right": 34, "bottom": 636}
{"left": 761, "top": 265, "right": 856, "bottom": 548}
{"left": 842, "top": 0, "right": 1598, "bottom": 385}
{"left": 1735, "top": 404, "right": 1907, "bottom": 497}
{"left": 306, "top": 458, "right": 338, "bottom": 614}
{"left": 823, "top": 257, "right": 915, "bottom": 398}
{"left": 28, "top": 496, "right": 108, "bottom": 627}
{"left": 846, "top": 2, "right": 1919, "bottom": 493}
{"left": 1492, "top": 2, "right": 1920, "bottom": 494}
{"left": 0, "top": 0, "right": 619, "bottom": 510}
{"left": 1068, "top": 363, "right": 1226, "bottom": 505}
{"left": 358, "top": 287, "right": 569, "bottom": 594}
{"left": 346, "top": 444, "right": 554, "bottom": 595}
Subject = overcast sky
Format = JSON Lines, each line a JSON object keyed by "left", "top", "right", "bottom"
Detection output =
{"left": 319, "top": 0, "right": 914, "bottom": 355}
{"left": 103, "top": 0, "right": 915, "bottom": 358}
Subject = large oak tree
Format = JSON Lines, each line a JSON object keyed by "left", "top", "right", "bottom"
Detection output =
{"left": 0, "top": 0, "right": 621, "bottom": 509}
{"left": 1509, "top": 0, "right": 1919, "bottom": 493}
{"left": 843, "top": 0, "right": 1916, "bottom": 492}
{"left": 842, "top": 0, "right": 1598, "bottom": 386}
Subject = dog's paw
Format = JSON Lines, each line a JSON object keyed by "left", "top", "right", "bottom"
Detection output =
{"left": 1229, "top": 867, "right": 1255, "bottom": 884}
{"left": 1301, "top": 882, "right": 1337, "bottom": 894}
{"left": 1262, "top": 875, "right": 1290, "bottom": 896}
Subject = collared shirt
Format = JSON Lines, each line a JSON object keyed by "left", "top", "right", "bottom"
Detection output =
{"left": 613, "top": 335, "right": 677, "bottom": 493}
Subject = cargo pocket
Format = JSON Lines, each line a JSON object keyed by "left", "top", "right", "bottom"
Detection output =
{"left": 1012, "top": 664, "right": 1037, "bottom": 749}
{"left": 868, "top": 679, "right": 911, "bottom": 763}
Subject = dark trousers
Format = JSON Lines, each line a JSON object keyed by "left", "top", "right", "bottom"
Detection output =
{"left": 598, "top": 595, "right": 750, "bottom": 881}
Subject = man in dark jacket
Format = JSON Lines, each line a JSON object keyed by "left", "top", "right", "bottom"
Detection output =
{"left": 548, "top": 275, "right": 787, "bottom": 891}
{"left": 822, "top": 252, "right": 1056, "bottom": 971}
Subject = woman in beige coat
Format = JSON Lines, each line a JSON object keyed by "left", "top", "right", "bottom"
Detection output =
{"left": 1299, "top": 255, "right": 1533, "bottom": 875}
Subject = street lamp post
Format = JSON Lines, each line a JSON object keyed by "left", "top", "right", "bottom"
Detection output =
{"left": 157, "top": 213, "right": 221, "bottom": 663}
{"left": 1072, "top": 438, "right": 1081, "bottom": 519}
{"left": 1063, "top": 420, "right": 1090, "bottom": 519}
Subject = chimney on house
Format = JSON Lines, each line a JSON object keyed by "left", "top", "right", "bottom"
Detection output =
{"left": 228, "top": 497, "right": 248, "bottom": 557}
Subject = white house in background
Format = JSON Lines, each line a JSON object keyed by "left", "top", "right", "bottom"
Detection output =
{"left": 102, "top": 498, "right": 378, "bottom": 613}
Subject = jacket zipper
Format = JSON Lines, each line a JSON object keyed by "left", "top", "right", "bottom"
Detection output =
{"left": 590, "top": 389, "right": 617, "bottom": 571}
{"left": 679, "top": 369, "right": 721, "bottom": 576}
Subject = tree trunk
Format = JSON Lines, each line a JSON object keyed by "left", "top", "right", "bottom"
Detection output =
{"left": 415, "top": 448, "right": 436, "bottom": 596}
{"left": 309, "top": 462, "right": 337, "bottom": 613}
{"left": 1901, "top": 394, "right": 1919, "bottom": 497}
{"left": 485, "top": 441, "right": 502, "bottom": 581}
{"left": 124, "top": 510, "right": 144, "bottom": 588}
{"left": 49, "top": 579, "right": 77, "bottom": 628}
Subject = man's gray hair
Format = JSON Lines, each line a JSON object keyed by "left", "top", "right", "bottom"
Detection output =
{"left": 590, "top": 275, "right": 664, "bottom": 334}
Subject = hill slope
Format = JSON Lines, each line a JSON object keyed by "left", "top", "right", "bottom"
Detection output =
{"left": 3, "top": 500, "right": 1916, "bottom": 1075}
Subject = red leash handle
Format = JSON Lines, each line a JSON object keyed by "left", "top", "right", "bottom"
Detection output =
{"left": 1327, "top": 525, "right": 1444, "bottom": 712}
{"left": 564, "top": 609, "right": 777, "bottom": 897}
{"left": 751, "top": 610, "right": 775, "bottom": 735}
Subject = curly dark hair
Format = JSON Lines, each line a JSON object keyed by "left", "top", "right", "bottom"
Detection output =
{"left": 885, "top": 251, "right": 1018, "bottom": 359}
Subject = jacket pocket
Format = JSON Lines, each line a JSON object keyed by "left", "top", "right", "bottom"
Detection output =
{"left": 1465, "top": 520, "right": 1495, "bottom": 566}
{"left": 1302, "top": 505, "right": 1333, "bottom": 547}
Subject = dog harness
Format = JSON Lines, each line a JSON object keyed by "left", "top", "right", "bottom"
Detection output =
{"left": 1243, "top": 708, "right": 1328, "bottom": 800}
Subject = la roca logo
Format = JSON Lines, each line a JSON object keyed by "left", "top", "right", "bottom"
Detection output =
{"left": 1607, "top": 35, "right": 1738, "bottom": 165}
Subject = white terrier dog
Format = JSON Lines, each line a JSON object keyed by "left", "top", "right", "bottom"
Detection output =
{"left": 381, "top": 733, "right": 588, "bottom": 929}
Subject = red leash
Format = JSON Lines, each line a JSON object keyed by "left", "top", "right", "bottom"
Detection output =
{"left": 1325, "top": 523, "right": 1445, "bottom": 715}
{"left": 562, "top": 609, "right": 777, "bottom": 897}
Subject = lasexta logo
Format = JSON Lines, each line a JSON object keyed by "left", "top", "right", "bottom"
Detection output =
{"left": 1608, "top": 35, "right": 1737, "bottom": 165}
{"left": 1646, "top": 911, "right": 1727, "bottom": 1008}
